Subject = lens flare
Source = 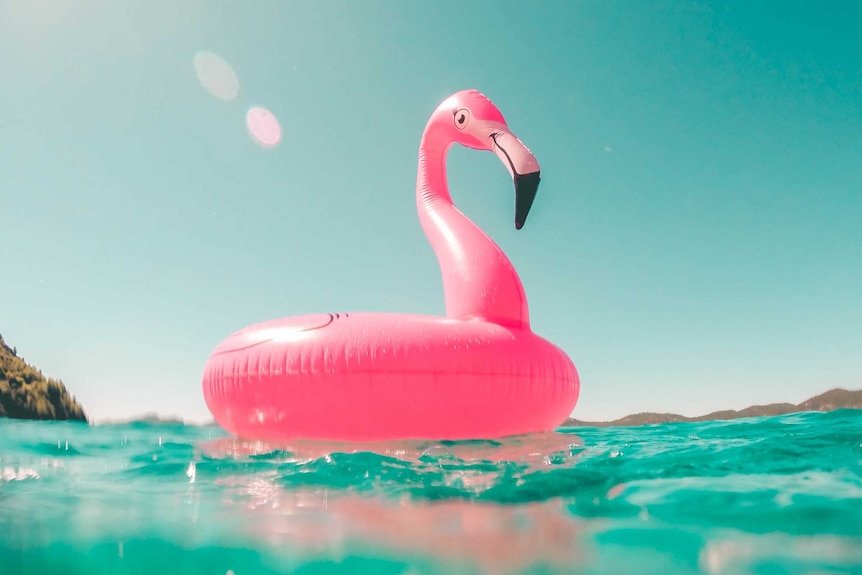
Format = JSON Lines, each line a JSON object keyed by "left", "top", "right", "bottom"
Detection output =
{"left": 193, "top": 51, "right": 240, "bottom": 101}
{"left": 246, "top": 106, "right": 282, "bottom": 148}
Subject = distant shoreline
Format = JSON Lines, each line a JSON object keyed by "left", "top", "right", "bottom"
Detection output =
{"left": 563, "top": 387, "right": 861, "bottom": 428}
{"left": 90, "top": 413, "right": 217, "bottom": 427}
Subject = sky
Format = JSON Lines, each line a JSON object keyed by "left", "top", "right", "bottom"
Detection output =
{"left": 1, "top": 0, "right": 860, "bottom": 424}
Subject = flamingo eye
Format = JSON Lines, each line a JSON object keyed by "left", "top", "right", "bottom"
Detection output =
{"left": 453, "top": 108, "right": 470, "bottom": 130}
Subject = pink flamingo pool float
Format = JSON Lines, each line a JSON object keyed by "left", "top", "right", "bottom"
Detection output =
{"left": 202, "top": 90, "right": 580, "bottom": 441}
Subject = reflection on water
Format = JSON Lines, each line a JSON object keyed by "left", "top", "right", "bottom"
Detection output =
{"left": 201, "top": 432, "right": 586, "bottom": 573}
{"left": 216, "top": 483, "right": 583, "bottom": 574}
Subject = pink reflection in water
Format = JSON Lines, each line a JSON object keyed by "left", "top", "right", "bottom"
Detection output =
{"left": 202, "top": 432, "right": 587, "bottom": 572}
{"left": 214, "top": 484, "right": 585, "bottom": 574}
{"left": 246, "top": 106, "right": 282, "bottom": 148}
{"left": 328, "top": 495, "right": 584, "bottom": 574}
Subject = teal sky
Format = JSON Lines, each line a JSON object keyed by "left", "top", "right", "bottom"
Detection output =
{"left": 2, "top": 1, "right": 860, "bottom": 424}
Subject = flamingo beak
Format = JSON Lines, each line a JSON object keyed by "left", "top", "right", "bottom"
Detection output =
{"left": 514, "top": 171, "right": 541, "bottom": 230}
{"left": 490, "top": 130, "right": 541, "bottom": 230}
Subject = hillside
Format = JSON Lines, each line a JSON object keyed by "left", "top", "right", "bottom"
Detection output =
{"left": 0, "top": 334, "right": 87, "bottom": 422}
{"left": 565, "top": 387, "right": 862, "bottom": 428}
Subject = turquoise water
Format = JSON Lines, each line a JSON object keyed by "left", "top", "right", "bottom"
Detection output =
{"left": 1, "top": 411, "right": 861, "bottom": 575}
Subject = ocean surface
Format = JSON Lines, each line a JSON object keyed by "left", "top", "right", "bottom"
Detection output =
{"left": 1, "top": 411, "right": 861, "bottom": 575}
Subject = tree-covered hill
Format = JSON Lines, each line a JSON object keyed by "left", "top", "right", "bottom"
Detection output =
{"left": 0, "top": 334, "right": 87, "bottom": 422}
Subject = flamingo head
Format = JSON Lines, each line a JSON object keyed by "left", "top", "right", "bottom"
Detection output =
{"left": 431, "top": 89, "right": 542, "bottom": 230}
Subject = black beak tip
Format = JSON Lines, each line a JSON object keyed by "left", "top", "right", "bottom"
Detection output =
{"left": 514, "top": 170, "right": 541, "bottom": 231}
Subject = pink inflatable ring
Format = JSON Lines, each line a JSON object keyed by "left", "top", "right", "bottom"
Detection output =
{"left": 202, "top": 90, "right": 580, "bottom": 441}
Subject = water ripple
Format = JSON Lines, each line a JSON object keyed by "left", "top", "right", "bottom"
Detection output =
{"left": 1, "top": 410, "right": 860, "bottom": 574}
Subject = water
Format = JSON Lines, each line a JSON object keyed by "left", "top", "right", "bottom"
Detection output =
{"left": 1, "top": 411, "right": 861, "bottom": 575}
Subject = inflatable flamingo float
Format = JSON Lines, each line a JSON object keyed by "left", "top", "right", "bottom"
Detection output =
{"left": 202, "top": 89, "right": 579, "bottom": 441}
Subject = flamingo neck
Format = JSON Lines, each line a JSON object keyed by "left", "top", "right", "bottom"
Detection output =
{"left": 416, "top": 130, "right": 530, "bottom": 329}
